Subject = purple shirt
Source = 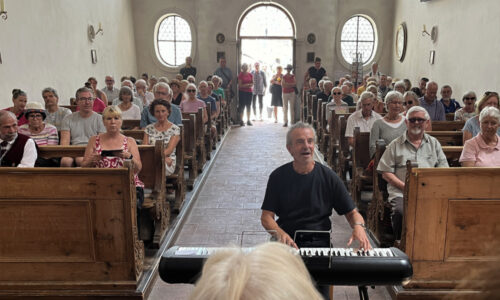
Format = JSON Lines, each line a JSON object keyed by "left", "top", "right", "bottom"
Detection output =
{"left": 180, "top": 99, "right": 206, "bottom": 114}
{"left": 459, "top": 134, "right": 500, "bottom": 167}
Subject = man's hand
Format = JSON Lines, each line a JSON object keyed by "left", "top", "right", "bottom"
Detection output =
{"left": 276, "top": 231, "right": 298, "bottom": 249}
{"left": 261, "top": 209, "right": 298, "bottom": 249}
{"left": 347, "top": 225, "right": 372, "bottom": 250}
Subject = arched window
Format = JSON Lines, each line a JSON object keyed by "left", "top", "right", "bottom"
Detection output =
{"left": 156, "top": 14, "right": 192, "bottom": 67}
{"left": 340, "top": 15, "right": 376, "bottom": 65}
{"left": 239, "top": 5, "right": 294, "bottom": 38}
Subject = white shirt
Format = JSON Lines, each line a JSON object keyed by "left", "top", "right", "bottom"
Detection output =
{"left": 138, "top": 91, "right": 154, "bottom": 107}
{"left": 0, "top": 135, "right": 37, "bottom": 167}
{"left": 345, "top": 110, "right": 382, "bottom": 137}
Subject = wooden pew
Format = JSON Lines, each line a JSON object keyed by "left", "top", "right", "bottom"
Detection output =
{"left": 350, "top": 127, "right": 372, "bottom": 214}
{"left": 336, "top": 115, "right": 350, "bottom": 184}
{"left": 431, "top": 120, "right": 465, "bottom": 131}
{"left": 167, "top": 125, "right": 186, "bottom": 212}
{"left": 38, "top": 140, "right": 174, "bottom": 248}
{"left": 367, "top": 140, "right": 395, "bottom": 247}
{"left": 122, "top": 119, "right": 141, "bottom": 130}
{"left": 205, "top": 105, "right": 213, "bottom": 160}
{"left": 0, "top": 163, "right": 146, "bottom": 298}
{"left": 445, "top": 112, "right": 455, "bottom": 121}
{"left": 315, "top": 99, "right": 323, "bottom": 145}
{"left": 390, "top": 164, "right": 500, "bottom": 299}
{"left": 442, "top": 145, "right": 463, "bottom": 167}
{"left": 122, "top": 129, "right": 145, "bottom": 142}
{"left": 182, "top": 114, "right": 198, "bottom": 189}
{"left": 427, "top": 131, "right": 463, "bottom": 146}
{"left": 61, "top": 104, "right": 78, "bottom": 112}
{"left": 183, "top": 108, "right": 206, "bottom": 173}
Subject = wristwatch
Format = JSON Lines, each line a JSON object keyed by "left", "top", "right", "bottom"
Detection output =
{"left": 354, "top": 223, "right": 366, "bottom": 229}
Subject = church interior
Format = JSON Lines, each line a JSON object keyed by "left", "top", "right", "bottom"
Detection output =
{"left": 0, "top": 0, "right": 499, "bottom": 299}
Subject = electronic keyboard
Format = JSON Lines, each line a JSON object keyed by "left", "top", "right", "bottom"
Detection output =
{"left": 159, "top": 246, "right": 413, "bottom": 286}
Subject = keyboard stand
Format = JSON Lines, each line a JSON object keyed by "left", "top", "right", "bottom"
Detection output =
{"left": 357, "top": 286, "right": 371, "bottom": 300}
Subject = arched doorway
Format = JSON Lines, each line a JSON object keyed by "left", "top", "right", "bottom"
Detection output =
{"left": 237, "top": 3, "right": 296, "bottom": 122}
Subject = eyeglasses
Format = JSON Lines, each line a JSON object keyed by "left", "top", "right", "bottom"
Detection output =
{"left": 408, "top": 118, "right": 427, "bottom": 123}
{"left": 28, "top": 114, "right": 43, "bottom": 119}
{"left": 390, "top": 101, "right": 403, "bottom": 105}
{"left": 464, "top": 97, "right": 476, "bottom": 100}
{"left": 403, "top": 101, "right": 413, "bottom": 105}
{"left": 332, "top": 92, "right": 342, "bottom": 95}
{"left": 78, "top": 97, "right": 94, "bottom": 102}
{"left": 187, "top": 89, "right": 196, "bottom": 93}
{"left": 155, "top": 91, "right": 168, "bottom": 95}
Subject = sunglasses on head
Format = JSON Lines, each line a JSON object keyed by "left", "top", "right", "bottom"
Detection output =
{"left": 408, "top": 118, "right": 427, "bottom": 123}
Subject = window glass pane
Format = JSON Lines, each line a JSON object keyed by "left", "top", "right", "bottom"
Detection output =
{"left": 240, "top": 5, "right": 293, "bottom": 37}
{"left": 340, "top": 15, "right": 376, "bottom": 65}
{"left": 156, "top": 14, "right": 192, "bottom": 67}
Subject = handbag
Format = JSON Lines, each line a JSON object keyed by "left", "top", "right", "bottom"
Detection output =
{"left": 293, "top": 86, "right": 299, "bottom": 95}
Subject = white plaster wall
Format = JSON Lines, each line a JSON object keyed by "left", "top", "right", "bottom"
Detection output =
{"left": 391, "top": 0, "right": 500, "bottom": 104}
{"left": 132, "top": 0, "right": 395, "bottom": 87}
{"left": 0, "top": 0, "right": 137, "bottom": 108}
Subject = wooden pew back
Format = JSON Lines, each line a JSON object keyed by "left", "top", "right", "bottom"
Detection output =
{"left": 431, "top": 120, "right": 465, "bottom": 131}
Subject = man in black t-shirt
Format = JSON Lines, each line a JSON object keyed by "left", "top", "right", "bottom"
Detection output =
{"left": 261, "top": 122, "right": 371, "bottom": 250}
{"left": 304, "top": 57, "right": 327, "bottom": 83}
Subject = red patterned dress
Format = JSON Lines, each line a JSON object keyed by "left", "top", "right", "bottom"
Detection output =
{"left": 94, "top": 135, "right": 144, "bottom": 188}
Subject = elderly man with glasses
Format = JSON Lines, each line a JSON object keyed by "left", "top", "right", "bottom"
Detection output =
{"left": 101, "top": 76, "right": 120, "bottom": 103}
{"left": 377, "top": 106, "right": 448, "bottom": 242}
{"left": 140, "top": 82, "right": 182, "bottom": 128}
{"left": 60, "top": 87, "right": 106, "bottom": 167}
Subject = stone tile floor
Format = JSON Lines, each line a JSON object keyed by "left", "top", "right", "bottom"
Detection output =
{"left": 148, "top": 120, "right": 391, "bottom": 300}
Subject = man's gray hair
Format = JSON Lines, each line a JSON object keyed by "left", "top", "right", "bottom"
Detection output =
{"left": 153, "top": 82, "right": 171, "bottom": 94}
{"left": 426, "top": 81, "right": 438, "bottom": 90}
{"left": 75, "top": 87, "right": 93, "bottom": 99}
{"left": 121, "top": 80, "right": 134, "bottom": 88}
{"left": 406, "top": 106, "right": 430, "bottom": 120}
{"left": 384, "top": 91, "right": 403, "bottom": 110}
{"left": 403, "top": 91, "right": 419, "bottom": 102}
{"left": 42, "top": 87, "right": 59, "bottom": 98}
{"left": 0, "top": 110, "right": 17, "bottom": 125}
{"left": 479, "top": 106, "right": 500, "bottom": 123}
{"left": 135, "top": 79, "right": 147, "bottom": 87}
{"left": 359, "top": 91, "right": 375, "bottom": 103}
{"left": 286, "top": 122, "right": 316, "bottom": 146}
{"left": 394, "top": 81, "right": 405, "bottom": 90}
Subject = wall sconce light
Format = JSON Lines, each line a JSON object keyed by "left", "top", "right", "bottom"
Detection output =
{"left": 0, "top": 0, "right": 8, "bottom": 20}
{"left": 87, "top": 22, "right": 103, "bottom": 42}
{"left": 422, "top": 25, "right": 438, "bottom": 43}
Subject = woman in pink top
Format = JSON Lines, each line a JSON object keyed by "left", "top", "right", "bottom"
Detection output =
{"left": 180, "top": 83, "right": 208, "bottom": 124}
{"left": 460, "top": 106, "right": 500, "bottom": 167}
{"left": 4, "top": 89, "right": 28, "bottom": 126}
{"left": 238, "top": 63, "right": 254, "bottom": 126}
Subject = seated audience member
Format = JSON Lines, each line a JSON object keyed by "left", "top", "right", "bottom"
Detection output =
{"left": 419, "top": 81, "right": 446, "bottom": 121}
{"left": 140, "top": 82, "right": 182, "bottom": 128}
{"left": 81, "top": 106, "right": 145, "bottom": 237}
{"left": 212, "top": 76, "right": 226, "bottom": 107}
{"left": 369, "top": 91, "right": 406, "bottom": 157}
{"left": 308, "top": 78, "right": 320, "bottom": 95}
{"left": 356, "top": 75, "right": 370, "bottom": 96}
{"left": 60, "top": 87, "right": 106, "bottom": 167}
{"left": 135, "top": 79, "right": 154, "bottom": 108}
{"left": 440, "top": 85, "right": 461, "bottom": 113}
{"left": 341, "top": 84, "right": 354, "bottom": 106}
{"left": 101, "top": 76, "right": 120, "bottom": 104}
{"left": 365, "top": 85, "right": 384, "bottom": 113}
{"left": 345, "top": 91, "right": 382, "bottom": 146}
{"left": 175, "top": 73, "right": 183, "bottom": 81}
{"left": 316, "top": 80, "right": 332, "bottom": 103}
{"left": 410, "top": 87, "right": 422, "bottom": 98}
{"left": 180, "top": 83, "right": 208, "bottom": 124}
{"left": 0, "top": 110, "right": 37, "bottom": 167}
{"left": 418, "top": 77, "right": 429, "bottom": 96}
{"left": 143, "top": 100, "right": 180, "bottom": 176}
{"left": 170, "top": 79, "right": 185, "bottom": 106}
{"left": 141, "top": 73, "right": 148, "bottom": 82}
{"left": 393, "top": 80, "right": 406, "bottom": 94}
{"left": 42, "top": 87, "right": 72, "bottom": 131}
{"left": 120, "top": 76, "right": 129, "bottom": 82}
{"left": 402, "top": 79, "right": 411, "bottom": 91}
{"left": 147, "top": 76, "right": 158, "bottom": 92}
{"left": 460, "top": 107, "right": 500, "bottom": 167}
{"left": 207, "top": 81, "right": 221, "bottom": 117}
{"left": 112, "top": 80, "right": 143, "bottom": 109}
{"left": 377, "top": 74, "right": 392, "bottom": 100}
{"left": 455, "top": 91, "right": 477, "bottom": 121}
{"left": 129, "top": 76, "right": 137, "bottom": 85}
{"left": 79, "top": 82, "right": 107, "bottom": 113}
{"left": 345, "top": 81, "right": 358, "bottom": 103}
{"left": 117, "top": 86, "right": 141, "bottom": 120}
{"left": 386, "top": 76, "right": 393, "bottom": 89}
{"left": 463, "top": 92, "right": 500, "bottom": 143}
{"left": 4, "top": 89, "right": 28, "bottom": 126}
{"left": 377, "top": 106, "right": 448, "bottom": 240}
{"left": 87, "top": 77, "right": 108, "bottom": 105}
{"left": 180, "top": 56, "right": 196, "bottom": 80}
{"left": 316, "top": 79, "right": 325, "bottom": 95}
{"left": 187, "top": 75, "right": 196, "bottom": 84}
{"left": 403, "top": 91, "right": 419, "bottom": 115}
{"left": 18, "top": 102, "right": 58, "bottom": 146}
{"left": 189, "top": 242, "right": 323, "bottom": 300}
{"left": 180, "top": 79, "right": 189, "bottom": 94}
{"left": 197, "top": 81, "right": 218, "bottom": 141}
{"left": 326, "top": 86, "right": 348, "bottom": 122}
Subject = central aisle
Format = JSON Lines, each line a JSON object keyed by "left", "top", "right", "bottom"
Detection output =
{"left": 148, "top": 120, "right": 391, "bottom": 300}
